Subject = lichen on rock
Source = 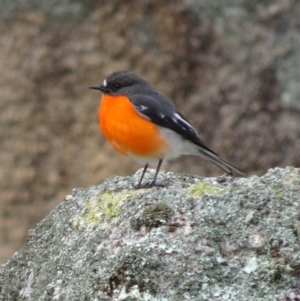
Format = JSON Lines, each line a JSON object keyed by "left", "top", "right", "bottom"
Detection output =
{"left": 1, "top": 167, "right": 300, "bottom": 300}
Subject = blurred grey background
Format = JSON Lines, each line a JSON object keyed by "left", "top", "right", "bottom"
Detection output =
{"left": 0, "top": 0, "right": 300, "bottom": 262}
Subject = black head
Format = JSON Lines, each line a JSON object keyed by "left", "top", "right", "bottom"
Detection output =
{"left": 89, "top": 71, "right": 150, "bottom": 95}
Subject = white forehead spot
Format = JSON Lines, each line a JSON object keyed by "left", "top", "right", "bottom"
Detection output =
{"left": 103, "top": 79, "right": 107, "bottom": 87}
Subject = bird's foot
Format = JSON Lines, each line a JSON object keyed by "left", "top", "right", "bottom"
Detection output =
{"left": 134, "top": 181, "right": 166, "bottom": 189}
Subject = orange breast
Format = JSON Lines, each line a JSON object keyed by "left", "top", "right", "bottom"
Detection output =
{"left": 99, "top": 94, "right": 167, "bottom": 158}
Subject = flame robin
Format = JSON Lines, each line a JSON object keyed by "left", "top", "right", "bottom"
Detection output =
{"left": 90, "top": 71, "right": 243, "bottom": 188}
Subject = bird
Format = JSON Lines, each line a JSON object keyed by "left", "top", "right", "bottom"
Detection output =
{"left": 89, "top": 71, "right": 243, "bottom": 189}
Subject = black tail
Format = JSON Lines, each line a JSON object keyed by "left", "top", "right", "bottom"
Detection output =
{"left": 197, "top": 145, "right": 244, "bottom": 176}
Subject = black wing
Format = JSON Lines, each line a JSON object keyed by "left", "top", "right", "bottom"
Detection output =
{"left": 129, "top": 93, "right": 218, "bottom": 155}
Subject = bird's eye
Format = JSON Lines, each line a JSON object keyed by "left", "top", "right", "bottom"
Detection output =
{"left": 112, "top": 84, "right": 120, "bottom": 91}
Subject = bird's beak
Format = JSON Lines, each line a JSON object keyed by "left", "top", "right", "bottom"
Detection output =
{"left": 89, "top": 85, "right": 105, "bottom": 92}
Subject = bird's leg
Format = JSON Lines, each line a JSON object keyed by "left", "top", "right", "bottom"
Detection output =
{"left": 135, "top": 163, "right": 148, "bottom": 188}
{"left": 150, "top": 159, "right": 163, "bottom": 187}
{"left": 135, "top": 159, "right": 165, "bottom": 189}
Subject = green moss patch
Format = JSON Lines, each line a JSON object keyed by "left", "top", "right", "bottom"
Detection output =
{"left": 189, "top": 182, "right": 224, "bottom": 196}
{"left": 73, "top": 190, "right": 135, "bottom": 229}
{"left": 130, "top": 202, "right": 174, "bottom": 231}
{"left": 272, "top": 186, "right": 284, "bottom": 199}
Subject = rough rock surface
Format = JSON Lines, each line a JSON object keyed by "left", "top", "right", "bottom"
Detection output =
{"left": 1, "top": 167, "right": 300, "bottom": 300}
{"left": 1, "top": 0, "right": 300, "bottom": 263}
{"left": 0, "top": 0, "right": 300, "bottom": 262}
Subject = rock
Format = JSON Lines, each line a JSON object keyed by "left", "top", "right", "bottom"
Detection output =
{"left": 1, "top": 167, "right": 300, "bottom": 300}
{"left": 2, "top": 0, "right": 300, "bottom": 263}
